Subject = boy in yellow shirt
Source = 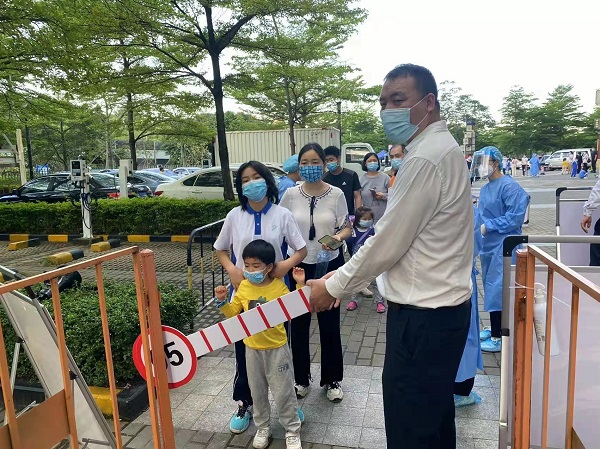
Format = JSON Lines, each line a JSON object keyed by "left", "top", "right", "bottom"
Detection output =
{"left": 215, "top": 239, "right": 305, "bottom": 449}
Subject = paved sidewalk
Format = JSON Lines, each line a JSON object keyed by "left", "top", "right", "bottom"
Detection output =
{"left": 2, "top": 171, "right": 595, "bottom": 448}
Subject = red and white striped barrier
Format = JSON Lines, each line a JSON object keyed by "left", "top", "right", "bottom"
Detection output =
{"left": 132, "top": 286, "right": 312, "bottom": 388}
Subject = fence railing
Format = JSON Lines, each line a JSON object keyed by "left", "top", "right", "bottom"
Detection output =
{"left": 186, "top": 219, "right": 226, "bottom": 315}
{"left": 0, "top": 247, "right": 175, "bottom": 449}
{"left": 500, "top": 235, "right": 600, "bottom": 449}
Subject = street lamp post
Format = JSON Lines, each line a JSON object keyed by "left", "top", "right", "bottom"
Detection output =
{"left": 464, "top": 118, "right": 476, "bottom": 156}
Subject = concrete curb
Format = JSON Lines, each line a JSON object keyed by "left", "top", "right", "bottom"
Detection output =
{"left": 8, "top": 238, "right": 40, "bottom": 251}
{"left": 0, "top": 234, "right": 201, "bottom": 243}
{"left": 91, "top": 239, "right": 121, "bottom": 252}
{"left": 44, "top": 249, "right": 85, "bottom": 266}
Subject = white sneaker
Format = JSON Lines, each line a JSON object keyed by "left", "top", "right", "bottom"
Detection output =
{"left": 326, "top": 382, "right": 344, "bottom": 402}
{"left": 295, "top": 383, "right": 310, "bottom": 399}
{"left": 361, "top": 288, "right": 373, "bottom": 297}
{"left": 253, "top": 428, "right": 271, "bottom": 449}
{"left": 285, "top": 432, "right": 302, "bottom": 449}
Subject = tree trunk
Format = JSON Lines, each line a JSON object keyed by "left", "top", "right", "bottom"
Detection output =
{"left": 211, "top": 53, "right": 234, "bottom": 200}
{"left": 60, "top": 120, "right": 68, "bottom": 170}
{"left": 126, "top": 92, "right": 137, "bottom": 169}
{"left": 285, "top": 79, "right": 296, "bottom": 155}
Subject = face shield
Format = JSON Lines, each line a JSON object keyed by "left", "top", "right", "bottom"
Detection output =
{"left": 470, "top": 151, "right": 499, "bottom": 181}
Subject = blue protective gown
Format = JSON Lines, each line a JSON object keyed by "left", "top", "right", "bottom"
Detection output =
{"left": 277, "top": 175, "right": 296, "bottom": 202}
{"left": 477, "top": 175, "right": 530, "bottom": 312}
{"left": 529, "top": 156, "right": 540, "bottom": 177}
{"left": 456, "top": 209, "right": 484, "bottom": 383}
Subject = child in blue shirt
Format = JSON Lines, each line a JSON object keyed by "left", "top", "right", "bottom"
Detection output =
{"left": 345, "top": 206, "right": 385, "bottom": 313}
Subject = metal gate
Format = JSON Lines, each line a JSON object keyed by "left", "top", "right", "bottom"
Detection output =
{"left": 0, "top": 247, "right": 175, "bottom": 449}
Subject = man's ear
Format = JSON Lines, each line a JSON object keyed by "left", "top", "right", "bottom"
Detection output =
{"left": 426, "top": 93, "right": 437, "bottom": 113}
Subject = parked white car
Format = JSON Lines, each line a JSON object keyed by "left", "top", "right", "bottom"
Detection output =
{"left": 155, "top": 164, "right": 285, "bottom": 199}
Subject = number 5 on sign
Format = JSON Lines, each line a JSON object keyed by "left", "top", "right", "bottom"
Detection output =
{"left": 132, "top": 325, "right": 197, "bottom": 389}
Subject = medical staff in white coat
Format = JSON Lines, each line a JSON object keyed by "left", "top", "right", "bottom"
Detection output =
{"left": 472, "top": 147, "right": 529, "bottom": 353}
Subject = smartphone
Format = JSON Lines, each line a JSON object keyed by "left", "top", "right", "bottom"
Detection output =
{"left": 369, "top": 188, "right": 377, "bottom": 196}
{"left": 318, "top": 235, "right": 344, "bottom": 250}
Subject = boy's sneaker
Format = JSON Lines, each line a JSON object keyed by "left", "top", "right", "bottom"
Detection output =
{"left": 346, "top": 300, "right": 358, "bottom": 311}
{"left": 326, "top": 382, "right": 344, "bottom": 402}
{"left": 481, "top": 337, "right": 502, "bottom": 353}
{"left": 285, "top": 431, "right": 303, "bottom": 449}
{"left": 376, "top": 303, "right": 386, "bottom": 313}
{"left": 253, "top": 428, "right": 271, "bottom": 449}
{"left": 230, "top": 401, "right": 252, "bottom": 434}
{"left": 479, "top": 328, "right": 491, "bottom": 341}
{"left": 295, "top": 383, "right": 310, "bottom": 399}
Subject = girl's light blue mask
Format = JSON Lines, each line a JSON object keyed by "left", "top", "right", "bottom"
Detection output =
{"left": 391, "top": 159, "right": 404, "bottom": 171}
{"left": 358, "top": 219, "right": 373, "bottom": 228}
{"left": 326, "top": 162, "right": 339, "bottom": 172}
{"left": 242, "top": 179, "right": 267, "bottom": 202}
{"left": 299, "top": 165, "right": 323, "bottom": 183}
{"left": 366, "top": 162, "right": 379, "bottom": 172}
{"left": 243, "top": 267, "right": 267, "bottom": 284}
{"left": 380, "top": 96, "right": 429, "bottom": 144}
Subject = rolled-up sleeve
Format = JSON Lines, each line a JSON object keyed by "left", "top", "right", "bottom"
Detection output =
{"left": 583, "top": 178, "right": 600, "bottom": 216}
{"left": 325, "top": 158, "right": 442, "bottom": 299}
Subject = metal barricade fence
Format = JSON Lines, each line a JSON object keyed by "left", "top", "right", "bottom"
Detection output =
{"left": 0, "top": 247, "right": 175, "bottom": 449}
{"left": 500, "top": 235, "right": 600, "bottom": 449}
{"left": 186, "top": 219, "right": 226, "bottom": 315}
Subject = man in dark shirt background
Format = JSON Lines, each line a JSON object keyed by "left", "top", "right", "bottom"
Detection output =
{"left": 323, "top": 146, "right": 362, "bottom": 216}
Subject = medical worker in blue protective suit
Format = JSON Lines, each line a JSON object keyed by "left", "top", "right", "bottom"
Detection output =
{"left": 529, "top": 154, "right": 541, "bottom": 177}
{"left": 473, "top": 147, "right": 529, "bottom": 353}
{"left": 278, "top": 155, "right": 301, "bottom": 202}
{"left": 454, "top": 206, "right": 485, "bottom": 407}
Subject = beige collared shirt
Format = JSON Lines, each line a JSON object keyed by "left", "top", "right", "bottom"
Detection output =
{"left": 325, "top": 120, "right": 473, "bottom": 308}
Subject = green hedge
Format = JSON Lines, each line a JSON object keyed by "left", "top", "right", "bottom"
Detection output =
{"left": 0, "top": 281, "right": 199, "bottom": 387}
{"left": 0, "top": 197, "right": 238, "bottom": 235}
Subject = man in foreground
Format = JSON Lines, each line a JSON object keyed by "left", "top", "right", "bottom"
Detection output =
{"left": 308, "top": 63, "right": 473, "bottom": 448}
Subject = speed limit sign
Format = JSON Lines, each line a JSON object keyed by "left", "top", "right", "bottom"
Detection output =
{"left": 132, "top": 325, "right": 197, "bottom": 389}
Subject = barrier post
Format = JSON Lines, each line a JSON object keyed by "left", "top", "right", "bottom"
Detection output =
{"left": 140, "top": 249, "right": 176, "bottom": 449}
{"left": 511, "top": 250, "right": 528, "bottom": 448}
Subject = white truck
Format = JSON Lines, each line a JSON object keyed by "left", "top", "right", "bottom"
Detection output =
{"left": 220, "top": 127, "right": 341, "bottom": 165}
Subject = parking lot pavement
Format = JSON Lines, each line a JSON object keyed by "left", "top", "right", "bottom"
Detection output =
{"left": 2, "top": 171, "right": 588, "bottom": 447}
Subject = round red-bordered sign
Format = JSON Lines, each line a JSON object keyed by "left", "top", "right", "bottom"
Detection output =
{"left": 132, "top": 325, "right": 197, "bottom": 389}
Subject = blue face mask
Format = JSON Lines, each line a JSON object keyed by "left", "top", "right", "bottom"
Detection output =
{"left": 299, "top": 165, "right": 323, "bottom": 183}
{"left": 326, "top": 162, "right": 339, "bottom": 172}
{"left": 243, "top": 267, "right": 267, "bottom": 284}
{"left": 242, "top": 179, "right": 267, "bottom": 202}
{"left": 380, "top": 96, "right": 428, "bottom": 144}
{"left": 359, "top": 219, "right": 373, "bottom": 228}
{"left": 391, "top": 159, "right": 404, "bottom": 171}
{"left": 367, "top": 162, "right": 379, "bottom": 172}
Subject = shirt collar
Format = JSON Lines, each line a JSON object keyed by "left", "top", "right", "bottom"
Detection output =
{"left": 405, "top": 120, "right": 447, "bottom": 153}
{"left": 246, "top": 201, "right": 272, "bottom": 215}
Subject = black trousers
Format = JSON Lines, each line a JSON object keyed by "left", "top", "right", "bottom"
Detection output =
{"left": 288, "top": 251, "right": 344, "bottom": 386}
{"left": 383, "top": 300, "right": 471, "bottom": 449}
{"left": 453, "top": 377, "right": 474, "bottom": 397}
{"left": 490, "top": 310, "right": 502, "bottom": 338}
{"left": 233, "top": 340, "right": 252, "bottom": 406}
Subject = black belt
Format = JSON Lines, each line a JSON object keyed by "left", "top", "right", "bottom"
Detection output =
{"left": 388, "top": 299, "right": 471, "bottom": 312}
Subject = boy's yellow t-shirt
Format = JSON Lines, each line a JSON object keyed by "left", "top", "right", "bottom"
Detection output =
{"left": 219, "top": 278, "right": 290, "bottom": 350}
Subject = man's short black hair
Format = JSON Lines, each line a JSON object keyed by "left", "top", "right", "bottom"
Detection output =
{"left": 324, "top": 146, "right": 341, "bottom": 158}
{"left": 242, "top": 239, "right": 276, "bottom": 266}
{"left": 385, "top": 63, "right": 440, "bottom": 111}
